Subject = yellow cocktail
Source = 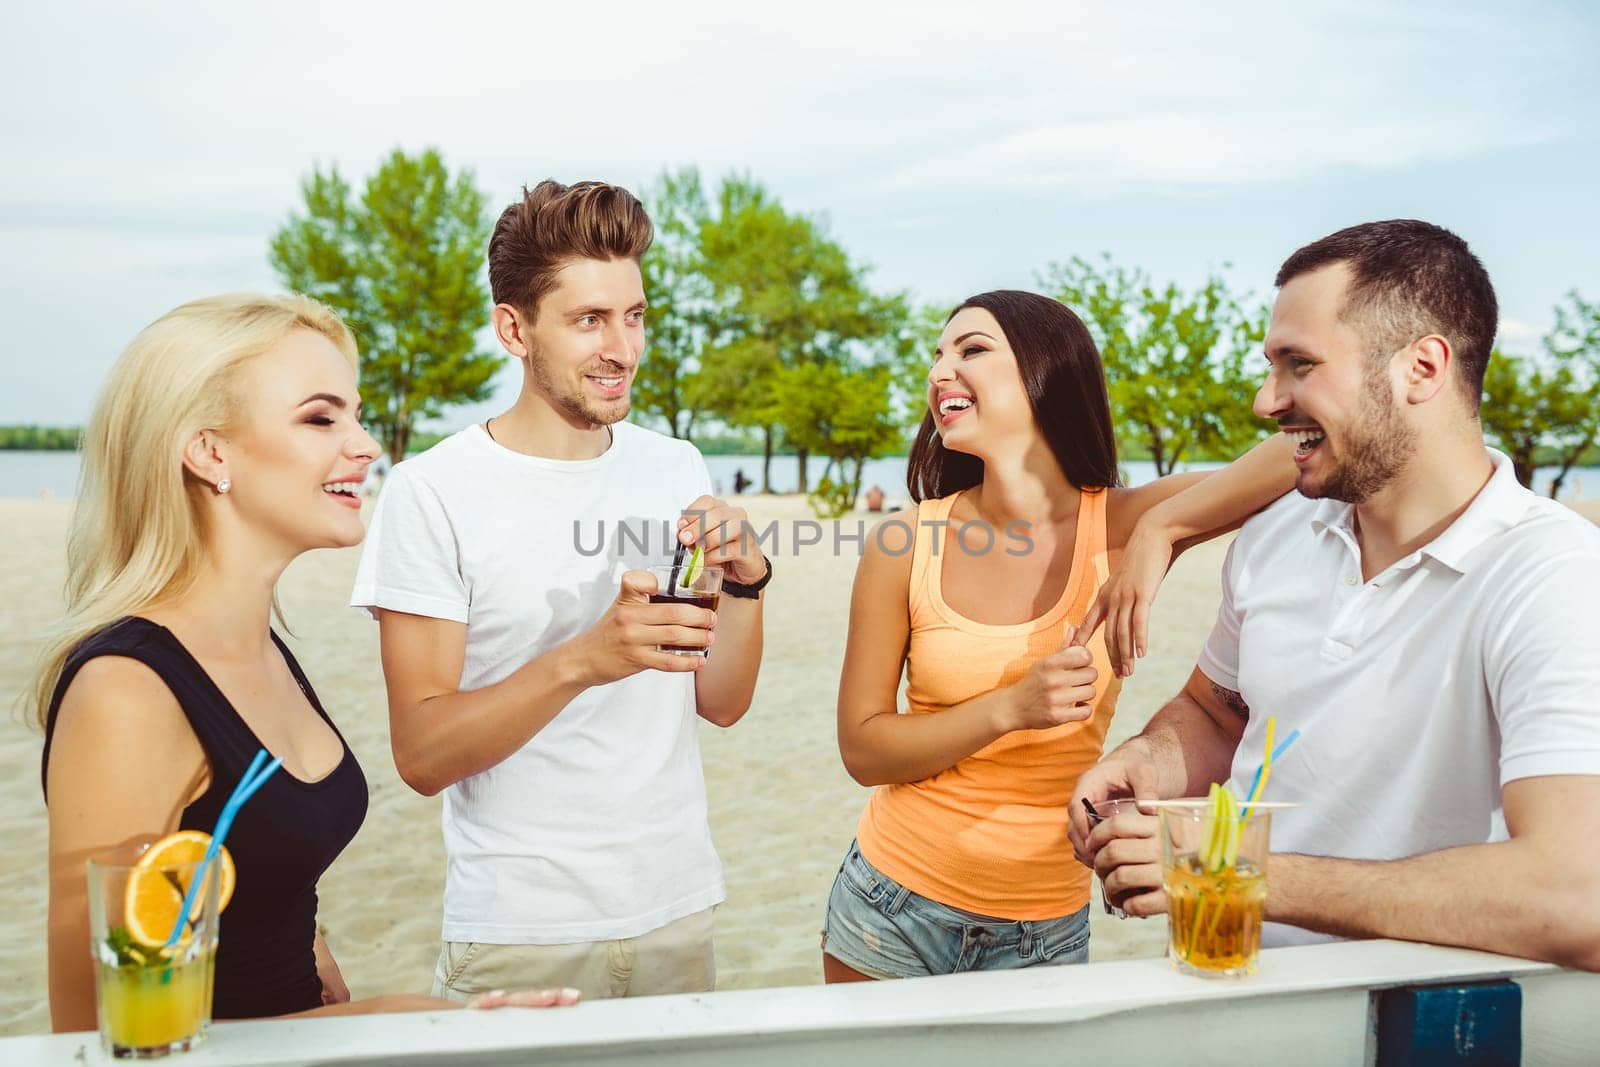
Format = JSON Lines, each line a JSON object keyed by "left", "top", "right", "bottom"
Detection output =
{"left": 87, "top": 835, "right": 229, "bottom": 1057}
{"left": 95, "top": 951, "right": 216, "bottom": 1054}
{"left": 1159, "top": 795, "right": 1272, "bottom": 978}
{"left": 1165, "top": 852, "right": 1266, "bottom": 974}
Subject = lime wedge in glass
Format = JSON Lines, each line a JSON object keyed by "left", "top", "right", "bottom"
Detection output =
{"left": 680, "top": 546, "right": 705, "bottom": 588}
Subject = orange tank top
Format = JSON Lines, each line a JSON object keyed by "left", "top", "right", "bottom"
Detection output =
{"left": 853, "top": 488, "right": 1122, "bottom": 920}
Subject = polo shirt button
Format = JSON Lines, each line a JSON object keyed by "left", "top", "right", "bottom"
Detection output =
{"left": 1345, "top": 575, "right": 1358, "bottom": 586}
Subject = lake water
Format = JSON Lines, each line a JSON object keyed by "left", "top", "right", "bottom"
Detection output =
{"left": 3, "top": 450, "right": 1593, "bottom": 502}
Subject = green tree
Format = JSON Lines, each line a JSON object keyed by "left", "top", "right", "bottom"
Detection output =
{"left": 882, "top": 300, "right": 948, "bottom": 438}
{"left": 269, "top": 148, "right": 499, "bottom": 459}
{"left": 0, "top": 425, "right": 80, "bottom": 450}
{"left": 1040, "top": 255, "right": 1267, "bottom": 475}
{"left": 689, "top": 336, "right": 782, "bottom": 469}
{"left": 787, "top": 363, "right": 904, "bottom": 516}
{"left": 697, "top": 175, "right": 908, "bottom": 493}
{"left": 1541, "top": 291, "right": 1600, "bottom": 498}
{"left": 636, "top": 168, "right": 717, "bottom": 438}
{"left": 1480, "top": 351, "right": 1571, "bottom": 488}
{"left": 1482, "top": 292, "right": 1600, "bottom": 495}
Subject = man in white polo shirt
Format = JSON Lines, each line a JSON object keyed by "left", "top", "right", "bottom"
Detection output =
{"left": 1069, "top": 220, "right": 1600, "bottom": 969}
{"left": 351, "top": 179, "right": 770, "bottom": 999}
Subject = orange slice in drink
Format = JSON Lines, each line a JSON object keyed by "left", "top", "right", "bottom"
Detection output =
{"left": 123, "top": 831, "right": 236, "bottom": 948}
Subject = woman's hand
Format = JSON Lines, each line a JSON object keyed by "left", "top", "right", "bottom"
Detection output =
{"left": 466, "top": 988, "right": 583, "bottom": 1009}
{"left": 1000, "top": 630, "right": 1099, "bottom": 732}
{"left": 1076, "top": 521, "right": 1176, "bottom": 678}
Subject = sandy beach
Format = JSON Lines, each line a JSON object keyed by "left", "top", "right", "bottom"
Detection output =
{"left": 4, "top": 493, "right": 1595, "bottom": 1036}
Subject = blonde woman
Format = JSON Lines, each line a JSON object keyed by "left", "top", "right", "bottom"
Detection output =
{"left": 35, "top": 294, "right": 578, "bottom": 1030}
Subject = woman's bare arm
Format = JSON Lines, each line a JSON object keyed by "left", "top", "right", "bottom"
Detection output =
{"left": 46, "top": 657, "right": 208, "bottom": 1033}
{"left": 1083, "top": 434, "right": 1296, "bottom": 673}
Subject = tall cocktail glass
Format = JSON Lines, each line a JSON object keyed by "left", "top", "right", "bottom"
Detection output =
{"left": 87, "top": 841, "right": 221, "bottom": 1058}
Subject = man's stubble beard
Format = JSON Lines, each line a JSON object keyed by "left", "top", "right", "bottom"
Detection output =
{"left": 526, "top": 342, "right": 630, "bottom": 427}
{"left": 1304, "top": 359, "right": 1418, "bottom": 504}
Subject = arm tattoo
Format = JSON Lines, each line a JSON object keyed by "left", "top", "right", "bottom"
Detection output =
{"left": 1210, "top": 681, "right": 1250, "bottom": 722}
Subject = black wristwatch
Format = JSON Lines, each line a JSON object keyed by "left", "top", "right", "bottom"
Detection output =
{"left": 721, "top": 555, "right": 773, "bottom": 599}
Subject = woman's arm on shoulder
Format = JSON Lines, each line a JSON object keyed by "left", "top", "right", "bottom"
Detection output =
{"left": 1105, "top": 433, "right": 1295, "bottom": 551}
{"left": 46, "top": 656, "right": 207, "bottom": 1033}
{"left": 1084, "top": 434, "right": 1295, "bottom": 677}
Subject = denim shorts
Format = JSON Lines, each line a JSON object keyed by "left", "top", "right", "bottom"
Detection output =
{"left": 822, "top": 839, "right": 1090, "bottom": 979}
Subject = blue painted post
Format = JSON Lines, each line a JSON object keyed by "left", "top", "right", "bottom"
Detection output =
{"left": 1374, "top": 980, "right": 1521, "bottom": 1066}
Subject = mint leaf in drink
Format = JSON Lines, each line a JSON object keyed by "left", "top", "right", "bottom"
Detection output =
{"left": 106, "top": 925, "right": 158, "bottom": 968}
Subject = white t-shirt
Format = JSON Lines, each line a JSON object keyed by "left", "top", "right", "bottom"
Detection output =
{"left": 350, "top": 421, "right": 725, "bottom": 944}
{"left": 1198, "top": 450, "right": 1600, "bottom": 947}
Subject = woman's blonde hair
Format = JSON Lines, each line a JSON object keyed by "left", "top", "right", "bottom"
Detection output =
{"left": 26, "top": 293, "right": 358, "bottom": 728}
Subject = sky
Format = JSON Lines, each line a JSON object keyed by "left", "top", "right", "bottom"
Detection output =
{"left": 2, "top": 0, "right": 1597, "bottom": 428}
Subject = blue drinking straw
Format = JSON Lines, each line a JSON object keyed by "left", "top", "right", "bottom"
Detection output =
{"left": 1239, "top": 729, "right": 1301, "bottom": 823}
{"left": 162, "top": 748, "right": 282, "bottom": 949}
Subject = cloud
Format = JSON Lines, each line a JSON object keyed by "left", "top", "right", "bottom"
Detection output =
{"left": 873, "top": 112, "right": 1568, "bottom": 195}
{"left": 1, "top": 0, "right": 1596, "bottom": 424}
{"left": 1496, "top": 318, "right": 1544, "bottom": 346}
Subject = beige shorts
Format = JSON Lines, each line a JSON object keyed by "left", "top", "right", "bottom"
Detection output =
{"left": 432, "top": 907, "right": 716, "bottom": 1001}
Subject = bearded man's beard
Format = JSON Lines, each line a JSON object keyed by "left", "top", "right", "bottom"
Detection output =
{"left": 1303, "top": 362, "right": 1417, "bottom": 504}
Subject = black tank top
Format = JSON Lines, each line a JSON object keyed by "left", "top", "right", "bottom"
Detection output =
{"left": 42, "top": 617, "right": 368, "bottom": 1019}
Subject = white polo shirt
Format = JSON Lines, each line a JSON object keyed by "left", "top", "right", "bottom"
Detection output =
{"left": 1198, "top": 449, "right": 1600, "bottom": 947}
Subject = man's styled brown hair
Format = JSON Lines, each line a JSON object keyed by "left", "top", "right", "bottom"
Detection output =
{"left": 488, "top": 179, "right": 654, "bottom": 320}
{"left": 1275, "top": 219, "right": 1498, "bottom": 412}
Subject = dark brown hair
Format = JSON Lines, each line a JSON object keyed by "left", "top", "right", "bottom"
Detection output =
{"left": 488, "top": 179, "right": 654, "bottom": 320}
{"left": 906, "top": 290, "right": 1119, "bottom": 502}
{"left": 1275, "top": 219, "right": 1498, "bottom": 411}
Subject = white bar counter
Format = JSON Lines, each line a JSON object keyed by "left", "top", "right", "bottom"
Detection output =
{"left": 6, "top": 941, "right": 1594, "bottom": 1066}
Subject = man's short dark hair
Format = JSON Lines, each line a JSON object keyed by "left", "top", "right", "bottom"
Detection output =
{"left": 1275, "top": 220, "right": 1498, "bottom": 412}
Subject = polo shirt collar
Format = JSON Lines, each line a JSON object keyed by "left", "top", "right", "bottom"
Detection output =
{"left": 1420, "top": 449, "right": 1529, "bottom": 573}
{"left": 1309, "top": 498, "right": 1353, "bottom": 537}
{"left": 1305, "top": 448, "right": 1530, "bottom": 574}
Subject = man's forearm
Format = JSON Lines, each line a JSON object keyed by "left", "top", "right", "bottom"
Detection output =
{"left": 393, "top": 644, "right": 591, "bottom": 796}
{"left": 1117, "top": 691, "right": 1240, "bottom": 799}
{"left": 694, "top": 595, "right": 763, "bottom": 726}
{"left": 1272, "top": 842, "right": 1600, "bottom": 971}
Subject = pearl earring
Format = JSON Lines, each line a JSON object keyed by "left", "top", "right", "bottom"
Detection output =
{"left": 216, "top": 478, "right": 231, "bottom": 494}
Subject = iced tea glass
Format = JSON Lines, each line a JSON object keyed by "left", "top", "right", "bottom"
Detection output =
{"left": 87, "top": 842, "right": 221, "bottom": 1058}
{"left": 646, "top": 563, "right": 722, "bottom": 657}
{"left": 1160, "top": 806, "right": 1269, "bottom": 978}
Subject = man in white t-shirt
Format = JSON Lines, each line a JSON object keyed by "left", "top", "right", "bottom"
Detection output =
{"left": 1068, "top": 220, "right": 1600, "bottom": 969}
{"left": 351, "top": 180, "right": 771, "bottom": 999}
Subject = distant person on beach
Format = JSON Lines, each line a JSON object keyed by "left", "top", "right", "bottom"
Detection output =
{"left": 35, "top": 294, "right": 578, "bottom": 1033}
{"left": 733, "top": 468, "right": 751, "bottom": 495}
{"left": 822, "top": 289, "right": 1300, "bottom": 982}
{"left": 353, "top": 180, "right": 771, "bottom": 1001}
{"left": 1073, "top": 221, "right": 1600, "bottom": 970}
{"left": 362, "top": 452, "right": 391, "bottom": 497}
